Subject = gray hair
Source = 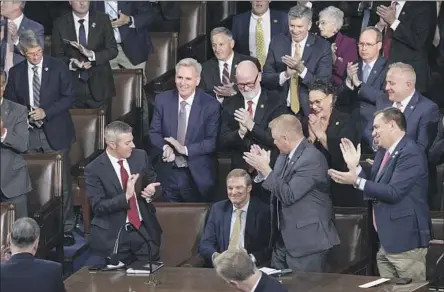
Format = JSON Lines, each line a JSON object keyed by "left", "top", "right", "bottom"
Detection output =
{"left": 175, "top": 58, "right": 202, "bottom": 76}
{"left": 288, "top": 4, "right": 313, "bottom": 23}
{"left": 213, "top": 250, "right": 256, "bottom": 282}
{"left": 269, "top": 114, "right": 303, "bottom": 138}
{"left": 20, "top": 1, "right": 26, "bottom": 9}
{"left": 10, "top": 217, "right": 40, "bottom": 249}
{"left": 388, "top": 62, "right": 416, "bottom": 83}
{"left": 319, "top": 6, "right": 344, "bottom": 30}
{"left": 210, "top": 27, "right": 233, "bottom": 40}
{"left": 18, "top": 29, "right": 41, "bottom": 54}
{"left": 361, "top": 26, "right": 383, "bottom": 43}
{"left": 226, "top": 168, "right": 252, "bottom": 187}
{"left": 104, "top": 121, "right": 133, "bottom": 143}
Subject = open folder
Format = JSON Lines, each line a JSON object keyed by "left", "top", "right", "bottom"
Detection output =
{"left": 126, "top": 262, "right": 164, "bottom": 275}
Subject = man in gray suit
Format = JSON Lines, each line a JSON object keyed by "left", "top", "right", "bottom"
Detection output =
{"left": 244, "top": 114, "right": 340, "bottom": 272}
{"left": 0, "top": 1, "right": 44, "bottom": 73}
{"left": 0, "top": 71, "right": 32, "bottom": 218}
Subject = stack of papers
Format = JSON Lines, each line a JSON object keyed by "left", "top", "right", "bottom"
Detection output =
{"left": 259, "top": 267, "right": 281, "bottom": 275}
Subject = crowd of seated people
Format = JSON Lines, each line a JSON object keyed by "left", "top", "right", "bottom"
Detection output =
{"left": 0, "top": 0, "right": 443, "bottom": 289}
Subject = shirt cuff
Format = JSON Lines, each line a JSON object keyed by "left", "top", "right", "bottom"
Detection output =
{"left": 254, "top": 171, "right": 269, "bottom": 183}
{"left": 216, "top": 94, "right": 224, "bottom": 103}
{"left": 299, "top": 67, "right": 308, "bottom": 79}
{"left": 305, "top": 1, "right": 312, "bottom": 8}
{"left": 358, "top": 178, "right": 367, "bottom": 191}
{"left": 1, "top": 129, "right": 7, "bottom": 143}
{"left": 279, "top": 71, "right": 290, "bottom": 86}
{"left": 345, "top": 78, "right": 354, "bottom": 90}
{"left": 69, "top": 59, "right": 78, "bottom": 71}
{"left": 355, "top": 166, "right": 363, "bottom": 175}
{"left": 390, "top": 20, "right": 400, "bottom": 31}
{"left": 184, "top": 146, "right": 188, "bottom": 156}
{"left": 129, "top": 16, "right": 135, "bottom": 28}
{"left": 88, "top": 51, "right": 96, "bottom": 62}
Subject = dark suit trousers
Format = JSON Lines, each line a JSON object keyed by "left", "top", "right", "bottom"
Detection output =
{"left": 164, "top": 168, "right": 201, "bottom": 202}
{"left": 271, "top": 234, "right": 329, "bottom": 272}
{"left": 0, "top": 191, "right": 28, "bottom": 218}
{"left": 118, "top": 221, "right": 160, "bottom": 265}
{"left": 28, "top": 128, "right": 75, "bottom": 232}
{"left": 73, "top": 79, "right": 108, "bottom": 111}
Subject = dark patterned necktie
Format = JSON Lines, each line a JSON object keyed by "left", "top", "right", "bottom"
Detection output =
{"left": 78, "top": 19, "right": 89, "bottom": 81}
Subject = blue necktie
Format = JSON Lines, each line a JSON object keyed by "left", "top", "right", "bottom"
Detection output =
{"left": 361, "top": 8, "right": 371, "bottom": 31}
{"left": 78, "top": 19, "right": 89, "bottom": 81}
{"left": 362, "top": 63, "right": 371, "bottom": 83}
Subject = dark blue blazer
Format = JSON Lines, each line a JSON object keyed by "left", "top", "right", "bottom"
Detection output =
{"left": 262, "top": 33, "right": 332, "bottom": 115}
{"left": 198, "top": 197, "right": 271, "bottom": 266}
{"left": 0, "top": 16, "right": 44, "bottom": 71}
{"left": 231, "top": 9, "right": 288, "bottom": 57}
{"left": 366, "top": 91, "right": 440, "bottom": 152}
{"left": 5, "top": 56, "right": 76, "bottom": 150}
{"left": 149, "top": 89, "right": 221, "bottom": 198}
{"left": 91, "top": 1, "right": 153, "bottom": 65}
{"left": 255, "top": 272, "right": 288, "bottom": 292}
{"left": 359, "top": 136, "right": 431, "bottom": 253}
{"left": 0, "top": 253, "right": 65, "bottom": 292}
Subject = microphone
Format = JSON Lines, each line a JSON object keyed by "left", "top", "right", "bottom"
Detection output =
{"left": 106, "top": 223, "right": 127, "bottom": 266}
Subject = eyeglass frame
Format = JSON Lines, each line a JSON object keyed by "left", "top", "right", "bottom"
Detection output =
{"left": 236, "top": 73, "right": 259, "bottom": 90}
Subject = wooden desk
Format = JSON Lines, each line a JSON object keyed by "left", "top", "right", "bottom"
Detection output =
{"left": 65, "top": 267, "right": 429, "bottom": 292}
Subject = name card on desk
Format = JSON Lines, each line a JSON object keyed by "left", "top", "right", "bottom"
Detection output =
{"left": 359, "top": 278, "right": 391, "bottom": 288}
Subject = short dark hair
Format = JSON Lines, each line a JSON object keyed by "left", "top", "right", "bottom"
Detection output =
{"left": 308, "top": 79, "right": 337, "bottom": 103}
{"left": 374, "top": 107, "right": 407, "bottom": 131}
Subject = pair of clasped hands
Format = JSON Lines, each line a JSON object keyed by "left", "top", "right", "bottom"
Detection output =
{"left": 64, "top": 39, "right": 94, "bottom": 70}
{"left": 124, "top": 173, "right": 160, "bottom": 202}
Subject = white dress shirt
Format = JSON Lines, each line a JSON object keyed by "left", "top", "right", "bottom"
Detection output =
{"left": 104, "top": 1, "right": 122, "bottom": 43}
{"left": 27, "top": 59, "right": 43, "bottom": 108}
{"left": 251, "top": 272, "right": 263, "bottom": 292}
{"left": 0, "top": 98, "right": 6, "bottom": 142}
{"left": 244, "top": 88, "right": 261, "bottom": 119}
{"left": 230, "top": 201, "right": 250, "bottom": 249}
{"left": 106, "top": 151, "right": 143, "bottom": 222}
{"left": 249, "top": 9, "right": 271, "bottom": 58}
{"left": 392, "top": 91, "right": 414, "bottom": 113}
{"left": 71, "top": 11, "right": 95, "bottom": 67}
{"left": 278, "top": 35, "right": 309, "bottom": 106}
{"left": 10, "top": 13, "right": 24, "bottom": 46}
{"left": 390, "top": 1, "right": 406, "bottom": 31}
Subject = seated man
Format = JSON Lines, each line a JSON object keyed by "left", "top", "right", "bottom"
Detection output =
{"left": 199, "top": 169, "right": 271, "bottom": 267}
{"left": 213, "top": 249, "right": 287, "bottom": 292}
{"left": 0, "top": 217, "right": 65, "bottom": 292}
{"left": 85, "top": 121, "right": 162, "bottom": 265}
{"left": 0, "top": 70, "right": 32, "bottom": 218}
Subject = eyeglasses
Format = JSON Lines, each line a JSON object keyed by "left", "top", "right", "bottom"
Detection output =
{"left": 236, "top": 74, "right": 259, "bottom": 90}
{"left": 358, "top": 42, "right": 379, "bottom": 48}
{"left": 308, "top": 95, "right": 328, "bottom": 107}
{"left": 315, "top": 20, "right": 333, "bottom": 27}
{"left": 24, "top": 49, "right": 43, "bottom": 58}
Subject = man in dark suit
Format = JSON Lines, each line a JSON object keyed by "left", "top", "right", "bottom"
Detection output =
{"left": 366, "top": 63, "right": 440, "bottom": 153}
{"left": 5, "top": 30, "right": 77, "bottom": 245}
{"left": 429, "top": 115, "right": 444, "bottom": 166}
{"left": 199, "top": 27, "right": 260, "bottom": 103}
{"left": 85, "top": 121, "right": 162, "bottom": 264}
{"left": 375, "top": 1, "right": 436, "bottom": 94}
{"left": 342, "top": 27, "right": 388, "bottom": 150}
{"left": 213, "top": 249, "right": 288, "bottom": 292}
{"left": 51, "top": 0, "right": 118, "bottom": 109}
{"left": 0, "top": 1, "right": 44, "bottom": 73}
{"left": 0, "top": 71, "right": 32, "bottom": 218}
{"left": 231, "top": 0, "right": 288, "bottom": 68}
{"left": 0, "top": 217, "right": 66, "bottom": 292}
{"left": 149, "top": 58, "right": 221, "bottom": 202}
{"left": 199, "top": 169, "right": 271, "bottom": 267}
{"left": 244, "top": 114, "right": 340, "bottom": 272}
{"left": 329, "top": 107, "right": 431, "bottom": 281}
{"left": 262, "top": 5, "right": 332, "bottom": 117}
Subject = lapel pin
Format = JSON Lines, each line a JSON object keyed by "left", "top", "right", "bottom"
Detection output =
{"left": 92, "top": 22, "right": 96, "bottom": 28}
{"left": 373, "top": 70, "right": 377, "bottom": 73}
{"left": 273, "top": 19, "right": 278, "bottom": 23}
{"left": 260, "top": 104, "right": 264, "bottom": 108}
{"left": 335, "top": 121, "right": 339, "bottom": 125}
{"left": 410, "top": 106, "right": 414, "bottom": 109}
{"left": 44, "top": 67, "right": 48, "bottom": 71}
{"left": 402, "top": 12, "right": 405, "bottom": 15}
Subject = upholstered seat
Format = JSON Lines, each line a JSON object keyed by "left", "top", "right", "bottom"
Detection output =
{"left": 145, "top": 32, "right": 178, "bottom": 84}
{"left": 178, "top": 1, "right": 207, "bottom": 62}
{"left": 0, "top": 203, "right": 15, "bottom": 261}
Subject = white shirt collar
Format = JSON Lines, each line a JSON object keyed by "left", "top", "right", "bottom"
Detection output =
{"left": 9, "top": 13, "right": 24, "bottom": 28}
{"left": 363, "top": 58, "right": 377, "bottom": 69}
{"left": 106, "top": 149, "right": 125, "bottom": 165}
{"left": 288, "top": 138, "right": 303, "bottom": 160}
{"left": 72, "top": 11, "right": 89, "bottom": 24}
{"left": 218, "top": 52, "right": 235, "bottom": 68}
{"left": 396, "top": 1, "right": 406, "bottom": 10}
{"left": 233, "top": 200, "right": 250, "bottom": 213}
{"left": 396, "top": 90, "right": 415, "bottom": 109}
{"left": 251, "top": 8, "right": 270, "bottom": 20}
{"left": 387, "top": 135, "right": 404, "bottom": 155}
{"left": 179, "top": 91, "right": 196, "bottom": 106}
{"left": 250, "top": 272, "right": 263, "bottom": 292}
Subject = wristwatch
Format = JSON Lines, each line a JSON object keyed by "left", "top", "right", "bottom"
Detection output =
{"left": 128, "top": 17, "right": 133, "bottom": 26}
{"left": 353, "top": 177, "right": 362, "bottom": 189}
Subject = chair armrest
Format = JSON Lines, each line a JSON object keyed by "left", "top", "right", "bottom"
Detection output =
{"left": 178, "top": 254, "right": 206, "bottom": 268}
{"left": 71, "top": 150, "right": 105, "bottom": 177}
{"left": 33, "top": 197, "right": 61, "bottom": 223}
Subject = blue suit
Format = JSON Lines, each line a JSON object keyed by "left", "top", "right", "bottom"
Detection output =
{"left": 231, "top": 9, "right": 288, "bottom": 57}
{"left": 5, "top": 56, "right": 76, "bottom": 150}
{"left": 199, "top": 198, "right": 271, "bottom": 266}
{"left": 149, "top": 89, "right": 221, "bottom": 201}
{"left": 262, "top": 33, "right": 332, "bottom": 115}
{"left": 0, "top": 16, "right": 44, "bottom": 72}
{"left": 255, "top": 272, "right": 288, "bottom": 292}
{"left": 0, "top": 253, "right": 65, "bottom": 292}
{"left": 91, "top": 1, "right": 153, "bottom": 65}
{"left": 359, "top": 136, "right": 430, "bottom": 253}
{"left": 366, "top": 91, "right": 440, "bottom": 153}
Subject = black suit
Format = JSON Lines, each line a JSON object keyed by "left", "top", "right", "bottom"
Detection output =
{"left": 85, "top": 149, "right": 162, "bottom": 263}
{"left": 255, "top": 272, "right": 288, "bottom": 292}
{"left": 386, "top": 2, "right": 436, "bottom": 94}
{"left": 51, "top": 11, "right": 118, "bottom": 108}
{"left": 0, "top": 253, "right": 65, "bottom": 292}
{"left": 199, "top": 52, "right": 261, "bottom": 99}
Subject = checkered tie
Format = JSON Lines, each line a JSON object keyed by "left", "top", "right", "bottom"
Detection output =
{"left": 255, "top": 17, "right": 266, "bottom": 68}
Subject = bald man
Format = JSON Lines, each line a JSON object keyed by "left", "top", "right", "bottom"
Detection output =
{"left": 220, "top": 60, "right": 288, "bottom": 203}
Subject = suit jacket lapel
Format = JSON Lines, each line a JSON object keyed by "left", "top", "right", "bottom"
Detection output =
{"left": 100, "top": 153, "right": 124, "bottom": 193}
{"left": 40, "top": 57, "right": 50, "bottom": 102}
{"left": 87, "top": 12, "right": 98, "bottom": 47}
{"left": 211, "top": 58, "right": 222, "bottom": 87}
{"left": 253, "top": 90, "right": 267, "bottom": 124}
{"left": 326, "top": 109, "right": 341, "bottom": 139}
{"left": 365, "top": 57, "right": 385, "bottom": 85}
{"left": 244, "top": 200, "right": 255, "bottom": 249}
{"left": 169, "top": 92, "right": 179, "bottom": 139}
{"left": 223, "top": 206, "right": 232, "bottom": 250}
{"left": 270, "top": 10, "right": 280, "bottom": 36}
{"left": 230, "top": 53, "right": 240, "bottom": 83}
{"left": 403, "top": 91, "right": 419, "bottom": 122}
{"left": 66, "top": 13, "right": 78, "bottom": 43}
{"left": 185, "top": 91, "right": 202, "bottom": 144}
{"left": 21, "top": 62, "right": 30, "bottom": 107}
{"left": 1, "top": 99, "right": 10, "bottom": 122}
{"left": 302, "top": 34, "right": 314, "bottom": 63}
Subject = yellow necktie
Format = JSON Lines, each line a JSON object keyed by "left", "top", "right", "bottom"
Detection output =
{"left": 290, "top": 43, "right": 301, "bottom": 114}
{"left": 256, "top": 18, "right": 266, "bottom": 68}
{"left": 228, "top": 209, "right": 243, "bottom": 250}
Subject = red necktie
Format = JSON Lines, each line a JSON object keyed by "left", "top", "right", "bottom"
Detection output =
{"left": 247, "top": 101, "right": 254, "bottom": 117}
{"left": 383, "top": 1, "right": 397, "bottom": 58}
{"left": 118, "top": 160, "right": 141, "bottom": 229}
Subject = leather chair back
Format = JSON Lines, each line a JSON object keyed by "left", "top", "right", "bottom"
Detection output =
{"left": 437, "top": 164, "right": 444, "bottom": 211}
{"left": 69, "top": 109, "right": 105, "bottom": 166}
{"left": 154, "top": 203, "right": 210, "bottom": 266}
{"left": 111, "top": 69, "right": 144, "bottom": 122}
{"left": 428, "top": 212, "right": 444, "bottom": 283}
{"left": 215, "top": 157, "right": 231, "bottom": 202}
{"left": 43, "top": 35, "right": 51, "bottom": 55}
{"left": 179, "top": 2, "right": 207, "bottom": 46}
{"left": 146, "top": 32, "right": 178, "bottom": 84}
{"left": 0, "top": 204, "right": 15, "bottom": 250}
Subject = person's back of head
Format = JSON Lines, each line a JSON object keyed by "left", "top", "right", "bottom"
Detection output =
{"left": 9, "top": 217, "right": 40, "bottom": 256}
{"left": 268, "top": 114, "right": 304, "bottom": 154}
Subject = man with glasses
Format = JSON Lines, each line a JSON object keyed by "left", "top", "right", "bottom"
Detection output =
{"left": 342, "top": 26, "right": 388, "bottom": 153}
{"left": 220, "top": 60, "right": 287, "bottom": 203}
{"left": 199, "top": 27, "right": 260, "bottom": 104}
{"left": 5, "top": 30, "right": 77, "bottom": 246}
